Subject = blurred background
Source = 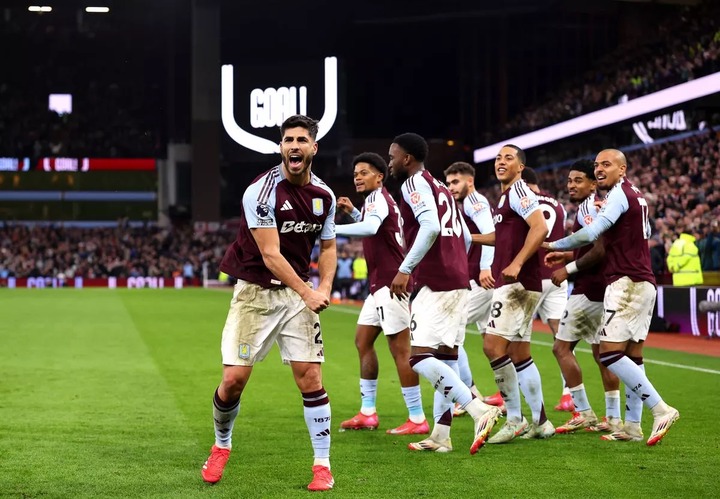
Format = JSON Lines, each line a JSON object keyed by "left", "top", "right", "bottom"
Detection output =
{"left": 0, "top": 0, "right": 719, "bottom": 294}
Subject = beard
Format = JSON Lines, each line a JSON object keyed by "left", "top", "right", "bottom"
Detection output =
{"left": 283, "top": 152, "right": 313, "bottom": 178}
{"left": 389, "top": 166, "right": 408, "bottom": 183}
{"left": 458, "top": 185, "right": 469, "bottom": 200}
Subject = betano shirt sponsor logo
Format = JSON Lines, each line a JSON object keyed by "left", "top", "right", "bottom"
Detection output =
{"left": 280, "top": 221, "right": 323, "bottom": 233}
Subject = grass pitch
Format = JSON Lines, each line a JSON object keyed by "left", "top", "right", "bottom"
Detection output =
{"left": 1, "top": 288, "right": 718, "bottom": 498}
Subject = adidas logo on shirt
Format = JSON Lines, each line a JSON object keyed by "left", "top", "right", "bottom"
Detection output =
{"left": 280, "top": 200, "right": 293, "bottom": 211}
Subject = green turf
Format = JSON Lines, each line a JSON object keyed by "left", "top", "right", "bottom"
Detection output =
{"left": 1, "top": 289, "right": 718, "bottom": 498}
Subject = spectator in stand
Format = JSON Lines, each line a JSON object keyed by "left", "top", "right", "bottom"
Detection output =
{"left": 648, "top": 236, "right": 667, "bottom": 279}
{"left": 698, "top": 221, "right": 720, "bottom": 271}
{"left": 183, "top": 260, "right": 195, "bottom": 285}
{"left": 351, "top": 252, "right": 368, "bottom": 300}
{"left": 334, "top": 249, "right": 354, "bottom": 300}
{"left": 666, "top": 225, "right": 704, "bottom": 286}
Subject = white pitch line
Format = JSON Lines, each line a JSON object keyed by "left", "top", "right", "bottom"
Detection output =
{"left": 329, "top": 305, "right": 720, "bottom": 375}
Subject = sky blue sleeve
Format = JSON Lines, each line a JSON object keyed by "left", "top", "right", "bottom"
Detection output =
{"left": 320, "top": 192, "right": 336, "bottom": 240}
{"left": 508, "top": 183, "right": 540, "bottom": 220}
{"left": 243, "top": 180, "right": 276, "bottom": 229}
{"left": 399, "top": 207, "right": 440, "bottom": 274}
{"left": 460, "top": 213, "right": 472, "bottom": 252}
{"left": 401, "top": 174, "right": 436, "bottom": 219}
{"left": 549, "top": 186, "right": 628, "bottom": 250}
{"left": 465, "top": 195, "right": 495, "bottom": 269}
{"left": 336, "top": 192, "right": 388, "bottom": 237}
{"left": 335, "top": 217, "right": 382, "bottom": 237}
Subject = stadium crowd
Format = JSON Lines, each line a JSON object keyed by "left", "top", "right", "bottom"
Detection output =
{"left": 495, "top": 2, "right": 720, "bottom": 139}
{"left": 3, "top": 124, "right": 719, "bottom": 282}
{"left": 0, "top": 223, "right": 229, "bottom": 281}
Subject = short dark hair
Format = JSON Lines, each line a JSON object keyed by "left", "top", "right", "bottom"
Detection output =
{"left": 353, "top": 152, "right": 388, "bottom": 178}
{"left": 521, "top": 166, "right": 539, "bottom": 185}
{"left": 569, "top": 159, "right": 596, "bottom": 181}
{"left": 392, "top": 133, "right": 429, "bottom": 162}
{"left": 444, "top": 161, "right": 475, "bottom": 178}
{"left": 280, "top": 115, "right": 319, "bottom": 140}
{"left": 504, "top": 144, "right": 526, "bottom": 165}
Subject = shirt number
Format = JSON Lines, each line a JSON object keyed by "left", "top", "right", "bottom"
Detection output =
{"left": 438, "top": 192, "right": 462, "bottom": 237}
{"left": 637, "top": 197, "right": 650, "bottom": 240}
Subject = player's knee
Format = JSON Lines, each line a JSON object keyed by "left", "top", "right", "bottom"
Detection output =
{"left": 552, "top": 341, "right": 571, "bottom": 359}
{"left": 293, "top": 364, "right": 323, "bottom": 392}
{"left": 482, "top": 342, "right": 502, "bottom": 360}
{"left": 355, "top": 336, "right": 374, "bottom": 353}
{"left": 221, "top": 371, "right": 249, "bottom": 397}
{"left": 387, "top": 337, "right": 410, "bottom": 360}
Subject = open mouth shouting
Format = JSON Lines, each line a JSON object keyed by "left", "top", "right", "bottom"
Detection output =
{"left": 288, "top": 153, "right": 303, "bottom": 169}
{"left": 595, "top": 171, "right": 608, "bottom": 186}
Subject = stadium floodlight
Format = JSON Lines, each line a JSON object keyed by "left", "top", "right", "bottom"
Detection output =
{"left": 28, "top": 6, "right": 52, "bottom": 12}
{"left": 473, "top": 71, "right": 720, "bottom": 163}
{"left": 85, "top": 7, "right": 110, "bottom": 13}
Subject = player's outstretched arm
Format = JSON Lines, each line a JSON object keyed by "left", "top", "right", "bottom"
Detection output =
{"left": 471, "top": 232, "right": 495, "bottom": 246}
{"left": 551, "top": 236, "right": 605, "bottom": 286}
{"left": 547, "top": 188, "right": 627, "bottom": 251}
{"left": 335, "top": 217, "right": 382, "bottom": 238}
{"left": 251, "top": 227, "right": 329, "bottom": 313}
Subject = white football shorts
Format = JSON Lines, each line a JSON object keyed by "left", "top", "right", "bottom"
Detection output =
{"left": 221, "top": 279, "right": 324, "bottom": 366}
{"left": 556, "top": 294, "right": 604, "bottom": 345}
{"left": 535, "top": 278, "right": 569, "bottom": 322}
{"left": 485, "top": 282, "right": 541, "bottom": 342}
{"left": 410, "top": 286, "right": 468, "bottom": 349}
{"left": 357, "top": 285, "right": 410, "bottom": 335}
{"left": 468, "top": 280, "right": 493, "bottom": 333}
{"left": 599, "top": 276, "right": 656, "bottom": 343}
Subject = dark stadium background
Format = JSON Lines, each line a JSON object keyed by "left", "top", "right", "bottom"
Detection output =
{"left": 1, "top": 0, "right": 718, "bottom": 297}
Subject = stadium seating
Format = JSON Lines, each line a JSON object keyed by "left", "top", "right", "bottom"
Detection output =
{"left": 0, "top": 223, "right": 229, "bottom": 280}
{"left": 496, "top": 2, "right": 720, "bottom": 140}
